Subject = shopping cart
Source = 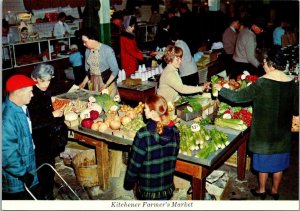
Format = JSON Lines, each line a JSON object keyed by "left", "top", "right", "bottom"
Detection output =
{"left": 24, "top": 163, "right": 81, "bottom": 200}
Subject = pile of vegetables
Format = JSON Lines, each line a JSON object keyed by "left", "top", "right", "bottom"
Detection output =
{"left": 215, "top": 102, "right": 252, "bottom": 130}
{"left": 177, "top": 123, "right": 229, "bottom": 159}
{"left": 121, "top": 116, "right": 145, "bottom": 133}
{"left": 175, "top": 94, "right": 211, "bottom": 113}
{"left": 94, "top": 94, "right": 119, "bottom": 113}
{"left": 214, "top": 118, "right": 247, "bottom": 131}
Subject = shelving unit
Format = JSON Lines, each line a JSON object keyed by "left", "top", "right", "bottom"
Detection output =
{"left": 5, "top": 36, "right": 76, "bottom": 69}
{"left": 2, "top": 44, "right": 14, "bottom": 70}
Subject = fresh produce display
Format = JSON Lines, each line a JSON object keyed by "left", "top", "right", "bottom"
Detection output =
{"left": 217, "top": 102, "right": 252, "bottom": 128}
{"left": 63, "top": 100, "right": 88, "bottom": 114}
{"left": 175, "top": 94, "right": 211, "bottom": 113}
{"left": 121, "top": 116, "right": 145, "bottom": 133}
{"left": 211, "top": 75, "right": 219, "bottom": 96}
{"left": 211, "top": 72, "right": 259, "bottom": 91}
{"left": 177, "top": 123, "right": 229, "bottom": 158}
{"left": 81, "top": 118, "right": 94, "bottom": 129}
{"left": 215, "top": 118, "right": 247, "bottom": 131}
{"left": 64, "top": 111, "right": 78, "bottom": 121}
{"left": 80, "top": 108, "right": 93, "bottom": 120}
{"left": 119, "top": 102, "right": 145, "bottom": 114}
{"left": 52, "top": 98, "right": 71, "bottom": 110}
{"left": 94, "top": 94, "right": 119, "bottom": 113}
{"left": 89, "top": 110, "right": 100, "bottom": 120}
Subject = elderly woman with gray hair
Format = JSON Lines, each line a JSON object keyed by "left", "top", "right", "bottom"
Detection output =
{"left": 27, "top": 63, "right": 68, "bottom": 200}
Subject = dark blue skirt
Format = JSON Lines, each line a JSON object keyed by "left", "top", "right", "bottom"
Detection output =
{"left": 252, "top": 153, "right": 290, "bottom": 173}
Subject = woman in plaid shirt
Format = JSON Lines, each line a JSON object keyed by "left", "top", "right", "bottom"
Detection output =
{"left": 124, "top": 95, "right": 180, "bottom": 200}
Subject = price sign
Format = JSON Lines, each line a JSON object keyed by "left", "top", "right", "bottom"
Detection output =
{"left": 191, "top": 123, "right": 200, "bottom": 132}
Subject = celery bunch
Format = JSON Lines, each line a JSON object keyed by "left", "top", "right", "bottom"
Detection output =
{"left": 215, "top": 118, "right": 247, "bottom": 131}
{"left": 178, "top": 123, "right": 229, "bottom": 159}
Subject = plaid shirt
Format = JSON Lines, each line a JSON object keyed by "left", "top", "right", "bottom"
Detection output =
{"left": 124, "top": 120, "right": 180, "bottom": 200}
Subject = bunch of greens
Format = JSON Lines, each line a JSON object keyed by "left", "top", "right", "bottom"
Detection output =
{"left": 94, "top": 94, "right": 119, "bottom": 113}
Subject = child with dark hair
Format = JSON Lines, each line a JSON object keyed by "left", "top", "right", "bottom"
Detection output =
{"left": 124, "top": 95, "right": 180, "bottom": 200}
{"left": 20, "top": 27, "right": 29, "bottom": 42}
{"left": 69, "top": 44, "right": 86, "bottom": 85}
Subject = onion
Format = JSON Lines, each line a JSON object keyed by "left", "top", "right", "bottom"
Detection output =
{"left": 126, "top": 110, "right": 137, "bottom": 119}
{"left": 121, "top": 116, "right": 132, "bottom": 125}
{"left": 91, "top": 122, "right": 99, "bottom": 131}
{"left": 110, "top": 120, "right": 121, "bottom": 130}
{"left": 98, "top": 122, "right": 108, "bottom": 132}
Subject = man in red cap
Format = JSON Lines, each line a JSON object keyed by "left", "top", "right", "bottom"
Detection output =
{"left": 2, "top": 74, "right": 41, "bottom": 200}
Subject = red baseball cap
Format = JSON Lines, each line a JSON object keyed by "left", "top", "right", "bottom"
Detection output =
{"left": 6, "top": 74, "right": 37, "bottom": 92}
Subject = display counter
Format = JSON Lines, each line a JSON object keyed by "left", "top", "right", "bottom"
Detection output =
{"left": 117, "top": 81, "right": 157, "bottom": 104}
{"left": 68, "top": 124, "right": 249, "bottom": 200}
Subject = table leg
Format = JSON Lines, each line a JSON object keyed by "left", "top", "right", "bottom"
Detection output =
{"left": 192, "top": 177, "right": 206, "bottom": 200}
{"left": 237, "top": 133, "right": 249, "bottom": 180}
{"left": 95, "top": 141, "right": 109, "bottom": 189}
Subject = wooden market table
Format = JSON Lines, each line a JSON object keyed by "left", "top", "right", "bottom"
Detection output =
{"left": 68, "top": 125, "right": 249, "bottom": 200}
{"left": 117, "top": 81, "right": 157, "bottom": 103}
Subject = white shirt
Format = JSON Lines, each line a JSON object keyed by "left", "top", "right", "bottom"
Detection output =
{"left": 53, "top": 20, "right": 70, "bottom": 38}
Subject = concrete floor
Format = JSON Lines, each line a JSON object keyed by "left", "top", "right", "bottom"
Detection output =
{"left": 52, "top": 133, "right": 298, "bottom": 201}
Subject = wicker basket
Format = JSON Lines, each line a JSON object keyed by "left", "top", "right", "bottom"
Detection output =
{"left": 72, "top": 149, "right": 99, "bottom": 187}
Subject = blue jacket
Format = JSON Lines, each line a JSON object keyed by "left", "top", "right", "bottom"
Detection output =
{"left": 2, "top": 98, "right": 39, "bottom": 193}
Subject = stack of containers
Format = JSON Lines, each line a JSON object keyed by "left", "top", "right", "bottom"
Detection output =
{"left": 131, "top": 64, "right": 163, "bottom": 81}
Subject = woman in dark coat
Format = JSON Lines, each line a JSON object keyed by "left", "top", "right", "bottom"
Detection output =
{"left": 27, "top": 63, "right": 66, "bottom": 199}
{"left": 214, "top": 48, "right": 299, "bottom": 200}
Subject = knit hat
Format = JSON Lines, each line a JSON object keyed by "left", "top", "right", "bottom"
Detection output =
{"left": 6, "top": 74, "right": 37, "bottom": 92}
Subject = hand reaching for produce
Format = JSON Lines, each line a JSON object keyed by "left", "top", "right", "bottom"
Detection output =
{"left": 203, "top": 82, "right": 211, "bottom": 91}
{"left": 213, "top": 83, "right": 223, "bottom": 91}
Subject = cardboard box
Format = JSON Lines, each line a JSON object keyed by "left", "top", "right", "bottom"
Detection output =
{"left": 176, "top": 104, "right": 202, "bottom": 121}
{"left": 206, "top": 170, "right": 229, "bottom": 200}
{"left": 225, "top": 151, "right": 251, "bottom": 171}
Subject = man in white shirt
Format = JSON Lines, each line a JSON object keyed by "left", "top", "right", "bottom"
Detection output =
{"left": 53, "top": 12, "right": 70, "bottom": 38}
